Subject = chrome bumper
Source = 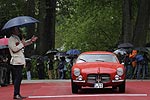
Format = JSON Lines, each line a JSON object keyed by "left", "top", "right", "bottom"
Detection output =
{"left": 73, "top": 80, "right": 86, "bottom": 83}
{"left": 112, "top": 80, "right": 124, "bottom": 82}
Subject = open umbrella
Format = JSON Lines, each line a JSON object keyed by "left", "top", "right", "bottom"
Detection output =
{"left": 0, "top": 38, "right": 8, "bottom": 45}
{"left": 66, "top": 49, "right": 80, "bottom": 55}
{"left": 2, "top": 16, "right": 39, "bottom": 30}
{"left": 0, "top": 38, "right": 8, "bottom": 49}
{"left": 118, "top": 43, "right": 133, "bottom": 48}
{"left": 55, "top": 52, "right": 67, "bottom": 57}
{"left": 113, "top": 49, "right": 127, "bottom": 55}
{"left": 46, "top": 49, "right": 59, "bottom": 55}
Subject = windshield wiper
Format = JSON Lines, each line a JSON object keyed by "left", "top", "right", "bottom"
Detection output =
{"left": 79, "top": 58, "right": 86, "bottom": 62}
{"left": 95, "top": 59, "right": 105, "bottom": 62}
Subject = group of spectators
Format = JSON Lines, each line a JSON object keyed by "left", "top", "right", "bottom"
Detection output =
{"left": 31, "top": 49, "right": 150, "bottom": 80}
{"left": 0, "top": 54, "right": 77, "bottom": 87}
{"left": 116, "top": 49, "right": 149, "bottom": 80}
{"left": 35, "top": 54, "right": 77, "bottom": 80}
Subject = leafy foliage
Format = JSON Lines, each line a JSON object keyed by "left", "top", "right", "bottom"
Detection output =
{"left": 56, "top": 0, "right": 122, "bottom": 52}
{"left": 0, "top": 0, "right": 27, "bottom": 29}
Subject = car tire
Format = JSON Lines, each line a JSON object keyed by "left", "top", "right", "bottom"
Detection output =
{"left": 118, "top": 81, "right": 126, "bottom": 93}
{"left": 112, "top": 86, "right": 117, "bottom": 90}
{"left": 71, "top": 80, "right": 79, "bottom": 94}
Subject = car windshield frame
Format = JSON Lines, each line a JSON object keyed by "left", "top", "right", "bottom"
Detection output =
{"left": 76, "top": 54, "right": 118, "bottom": 63}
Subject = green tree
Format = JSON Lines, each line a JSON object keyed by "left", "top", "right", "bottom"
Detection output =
{"left": 56, "top": 0, "right": 122, "bottom": 51}
{"left": 0, "top": 0, "right": 26, "bottom": 30}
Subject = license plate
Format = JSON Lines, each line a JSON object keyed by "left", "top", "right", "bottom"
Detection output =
{"left": 94, "top": 83, "right": 103, "bottom": 88}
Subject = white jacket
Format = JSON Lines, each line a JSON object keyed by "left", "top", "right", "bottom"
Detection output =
{"left": 8, "top": 35, "right": 32, "bottom": 65}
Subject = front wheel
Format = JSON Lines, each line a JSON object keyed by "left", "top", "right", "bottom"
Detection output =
{"left": 71, "top": 80, "right": 79, "bottom": 94}
{"left": 118, "top": 81, "right": 126, "bottom": 93}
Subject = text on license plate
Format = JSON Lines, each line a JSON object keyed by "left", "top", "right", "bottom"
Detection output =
{"left": 94, "top": 83, "right": 103, "bottom": 88}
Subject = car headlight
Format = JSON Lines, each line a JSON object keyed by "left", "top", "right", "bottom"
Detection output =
{"left": 117, "top": 68, "right": 124, "bottom": 76}
{"left": 74, "top": 68, "right": 80, "bottom": 76}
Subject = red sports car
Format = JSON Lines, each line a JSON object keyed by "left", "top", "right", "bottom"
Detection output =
{"left": 71, "top": 51, "right": 126, "bottom": 93}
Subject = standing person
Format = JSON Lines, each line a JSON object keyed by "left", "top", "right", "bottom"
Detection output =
{"left": 47, "top": 56, "right": 54, "bottom": 79}
{"left": 53, "top": 56, "right": 59, "bottom": 79}
{"left": 36, "top": 56, "right": 45, "bottom": 79}
{"left": 135, "top": 53, "right": 145, "bottom": 80}
{"left": 143, "top": 52, "right": 149, "bottom": 78}
{"left": 129, "top": 50, "right": 137, "bottom": 79}
{"left": 26, "top": 58, "right": 32, "bottom": 80}
{"left": 8, "top": 27, "right": 38, "bottom": 99}
{"left": 58, "top": 57, "right": 67, "bottom": 79}
{"left": 66, "top": 57, "right": 73, "bottom": 78}
{"left": 124, "top": 53, "right": 133, "bottom": 79}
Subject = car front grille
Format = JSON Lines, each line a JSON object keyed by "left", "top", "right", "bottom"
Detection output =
{"left": 87, "top": 74, "right": 110, "bottom": 83}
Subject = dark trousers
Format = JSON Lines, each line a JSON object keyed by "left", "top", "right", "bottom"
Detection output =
{"left": 137, "top": 64, "right": 145, "bottom": 79}
{"left": 13, "top": 65, "right": 23, "bottom": 96}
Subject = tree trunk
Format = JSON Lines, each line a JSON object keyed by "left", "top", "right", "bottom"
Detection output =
{"left": 37, "top": 0, "right": 46, "bottom": 55}
{"left": 44, "top": 0, "right": 56, "bottom": 52}
{"left": 132, "top": 0, "right": 150, "bottom": 47}
{"left": 121, "top": 0, "right": 133, "bottom": 44}
{"left": 37, "top": 0, "right": 56, "bottom": 55}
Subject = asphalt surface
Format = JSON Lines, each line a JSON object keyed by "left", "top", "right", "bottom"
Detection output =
{"left": 22, "top": 79, "right": 150, "bottom": 83}
{"left": 1, "top": 79, "right": 150, "bottom": 100}
{"left": 22, "top": 79, "right": 71, "bottom": 83}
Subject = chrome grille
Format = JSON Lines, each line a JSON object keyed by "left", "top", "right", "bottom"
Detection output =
{"left": 87, "top": 74, "right": 110, "bottom": 83}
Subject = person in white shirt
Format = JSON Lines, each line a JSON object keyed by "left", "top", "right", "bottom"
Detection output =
{"left": 8, "top": 27, "right": 38, "bottom": 99}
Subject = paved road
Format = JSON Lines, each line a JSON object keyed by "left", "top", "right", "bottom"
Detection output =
{"left": 1, "top": 79, "right": 150, "bottom": 100}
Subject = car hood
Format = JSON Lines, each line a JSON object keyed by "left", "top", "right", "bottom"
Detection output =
{"left": 73, "top": 62, "right": 122, "bottom": 74}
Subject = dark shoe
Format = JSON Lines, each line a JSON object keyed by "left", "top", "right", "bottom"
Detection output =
{"left": 13, "top": 95, "right": 27, "bottom": 99}
{"left": 19, "top": 95, "right": 27, "bottom": 99}
{"left": 13, "top": 95, "right": 22, "bottom": 99}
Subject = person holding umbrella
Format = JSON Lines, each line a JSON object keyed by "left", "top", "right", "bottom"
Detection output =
{"left": 8, "top": 27, "right": 38, "bottom": 99}
{"left": 1, "top": 16, "right": 38, "bottom": 99}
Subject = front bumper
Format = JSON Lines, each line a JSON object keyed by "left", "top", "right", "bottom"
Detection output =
{"left": 72, "top": 79, "right": 125, "bottom": 88}
{"left": 73, "top": 79, "right": 124, "bottom": 83}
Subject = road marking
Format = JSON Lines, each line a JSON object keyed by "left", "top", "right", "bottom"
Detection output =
{"left": 29, "top": 94, "right": 147, "bottom": 98}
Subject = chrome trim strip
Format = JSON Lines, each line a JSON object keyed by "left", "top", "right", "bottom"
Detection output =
{"left": 73, "top": 80, "right": 86, "bottom": 83}
{"left": 112, "top": 80, "right": 124, "bottom": 82}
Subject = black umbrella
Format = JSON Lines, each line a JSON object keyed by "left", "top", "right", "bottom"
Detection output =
{"left": 46, "top": 49, "right": 58, "bottom": 55}
{"left": 55, "top": 52, "right": 67, "bottom": 57}
{"left": 118, "top": 43, "right": 133, "bottom": 48}
{"left": 30, "top": 55, "right": 40, "bottom": 59}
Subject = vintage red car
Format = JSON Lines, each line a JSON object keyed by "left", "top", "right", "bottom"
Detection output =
{"left": 71, "top": 51, "right": 126, "bottom": 93}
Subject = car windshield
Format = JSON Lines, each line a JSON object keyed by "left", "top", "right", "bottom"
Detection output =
{"left": 76, "top": 54, "right": 118, "bottom": 63}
